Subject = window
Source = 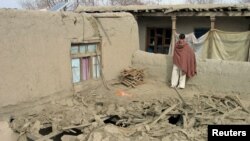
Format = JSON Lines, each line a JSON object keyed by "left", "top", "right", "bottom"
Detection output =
{"left": 71, "top": 43, "right": 101, "bottom": 83}
{"left": 194, "top": 28, "right": 210, "bottom": 38}
{"left": 146, "top": 28, "right": 172, "bottom": 54}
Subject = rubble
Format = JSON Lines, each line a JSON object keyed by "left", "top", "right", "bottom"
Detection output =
{"left": 8, "top": 88, "right": 250, "bottom": 141}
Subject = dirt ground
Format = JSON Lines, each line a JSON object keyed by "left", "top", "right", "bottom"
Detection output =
{"left": 1, "top": 79, "right": 250, "bottom": 141}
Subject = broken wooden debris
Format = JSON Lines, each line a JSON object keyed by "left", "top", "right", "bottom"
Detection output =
{"left": 120, "top": 68, "right": 144, "bottom": 88}
{"left": 226, "top": 95, "right": 250, "bottom": 114}
{"left": 9, "top": 93, "right": 250, "bottom": 141}
{"left": 173, "top": 87, "right": 189, "bottom": 108}
{"left": 150, "top": 103, "right": 179, "bottom": 126}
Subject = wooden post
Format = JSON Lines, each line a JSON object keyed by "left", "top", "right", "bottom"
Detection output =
{"left": 210, "top": 16, "right": 216, "bottom": 30}
{"left": 171, "top": 16, "right": 177, "bottom": 55}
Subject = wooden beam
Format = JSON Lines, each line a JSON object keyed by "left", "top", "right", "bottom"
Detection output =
{"left": 135, "top": 11, "right": 250, "bottom": 17}
{"left": 171, "top": 16, "right": 176, "bottom": 56}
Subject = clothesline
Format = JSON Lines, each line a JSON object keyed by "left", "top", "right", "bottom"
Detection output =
{"left": 169, "top": 29, "right": 250, "bottom": 62}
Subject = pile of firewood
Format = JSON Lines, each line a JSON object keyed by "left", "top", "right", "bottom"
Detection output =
{"left": 120, "top": 68, "right": 144, "bottom": 88}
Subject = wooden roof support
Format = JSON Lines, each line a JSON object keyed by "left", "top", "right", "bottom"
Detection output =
{"left": 171, "top": 16, "right": 177, "bottom": 55}
{"left": 135, "top": 11, "right": 250, "bottom": 16}
{"left": 210, "top": 16, "right": 216, "bottom": 30}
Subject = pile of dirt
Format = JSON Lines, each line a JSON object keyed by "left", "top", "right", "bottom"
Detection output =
{"left": 8, "top": 84, "right": 250, "bottom": 141}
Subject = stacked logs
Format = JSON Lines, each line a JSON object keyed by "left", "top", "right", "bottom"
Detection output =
{"left": 120, "top": 68, "right": 144, "bottom": 88}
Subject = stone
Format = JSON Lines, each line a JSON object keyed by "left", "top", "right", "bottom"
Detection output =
{"left": 61, "top": 135, "right": 77, "bottom": 141}
{"left": 106, "top": 104, "right": 116, "bottom": 115}
{"left": 66, "top": 99, "right": 74, "bottom": 107}
{"left": 30, "top": 120, "right": 41, "bottom": 134}
{"left": 162, "top": 135, "right": 171, "bottom": 141}
{"left": 76, "top": 134, "right": 87, "bottom": 141}
{"left": 104, "top": 125, "right": 121, "bottom": 134}
{"left": 91, "top": 132, "right": 103, "bottom": 141}
{"left": 0, "top": 121, "right": 19, "bottom": 141}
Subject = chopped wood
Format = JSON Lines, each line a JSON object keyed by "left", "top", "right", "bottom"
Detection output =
{"left": 120, "top": 68, "right": 144, "bottom": 88}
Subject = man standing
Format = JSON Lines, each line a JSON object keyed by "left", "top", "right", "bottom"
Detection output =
{"left": 171, "top": 33, "right": 196, "bottom": 89}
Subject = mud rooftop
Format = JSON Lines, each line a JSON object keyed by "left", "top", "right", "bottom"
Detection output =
{"left": 0, "top": 5, "right": 250, "bottom": 141}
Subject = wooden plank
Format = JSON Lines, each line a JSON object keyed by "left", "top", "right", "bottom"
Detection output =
{"left": 62, "top": 123, "right": 91, "bottom": 130}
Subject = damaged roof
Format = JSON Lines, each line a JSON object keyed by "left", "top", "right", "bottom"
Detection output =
{"left": 76, "top": 4, "right": 250, "bottom": 16}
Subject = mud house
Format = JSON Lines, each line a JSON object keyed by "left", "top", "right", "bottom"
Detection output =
{"left": 0, "top": 10, "right": 139, "bottom": 108}
{"left": 0, "top": 4, "right": 250, "bottom": 109}
{"left": 76, "top": 4, "right": 250, "bottom": 93}
{"left": 77, "top": 4, "right": 250, "bottom": 55}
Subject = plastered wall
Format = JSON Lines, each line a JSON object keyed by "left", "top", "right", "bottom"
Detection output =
{"left": 0, "top": 10, "right": 139, "bottom": 107}
{"left": 95, "top": 13, "right": 139, "bottom": 81}
{"left": 132, "top": 51, "right": 250, "bottom": 94}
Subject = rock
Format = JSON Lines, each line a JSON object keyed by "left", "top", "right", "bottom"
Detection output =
{"left": 134, "top": 132, "right": 160, "bottom": 141}
{"left": 0, "top": 121, "right": 19, "bottom": 141}
{"left": 145, "top": 125, "right": 150, "bottom": 131}
{"left": 187, "top": 117, "right": 196, "bottom": 128}
{"left": 76, "top": 134, "right": 87, "bottom": 141}
{"left": 117, "top": 106, "right": 126, "bottom": 116}
{"left": 136, "top": 125, "right": 146, "bottom": 132}
{"left": 91, "top": 122, "right": 99, "bottom": 128}
{"left": 18, "top": 134, "right": 28, "bottom": 141}
{"left": 95, "top": 105, "right": 103, "bottom": 114}
{"left": 104, "top": 125, "right": 121, "bottom": 134}
{"left": 162, "top": 135, "right": 171, "bottom": 141}
{"left": 66, "top": 99, "right": 74, "bottom": 107}
{"left": 89, "top": 132, "right": 103, "bottom": 141}
{"left": 72, "top": 98, "right": 80, "bottom": 106}
{"left": 61, "top": 135, "right": 77, "bottom": 141}
{"left": 51, "top": 100, "right": 56, "bottom": 105}
{"left": 246, "top": 116, "right": 250, "bottom": 123}
{"left": 59, "top": 99, "right": 67, "bottom": 106}
{"left": 30, "top": 120, "right": 40, "bottom": 134}
{"left": 106, "top": 104, "right": 116, "bottom": 115}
